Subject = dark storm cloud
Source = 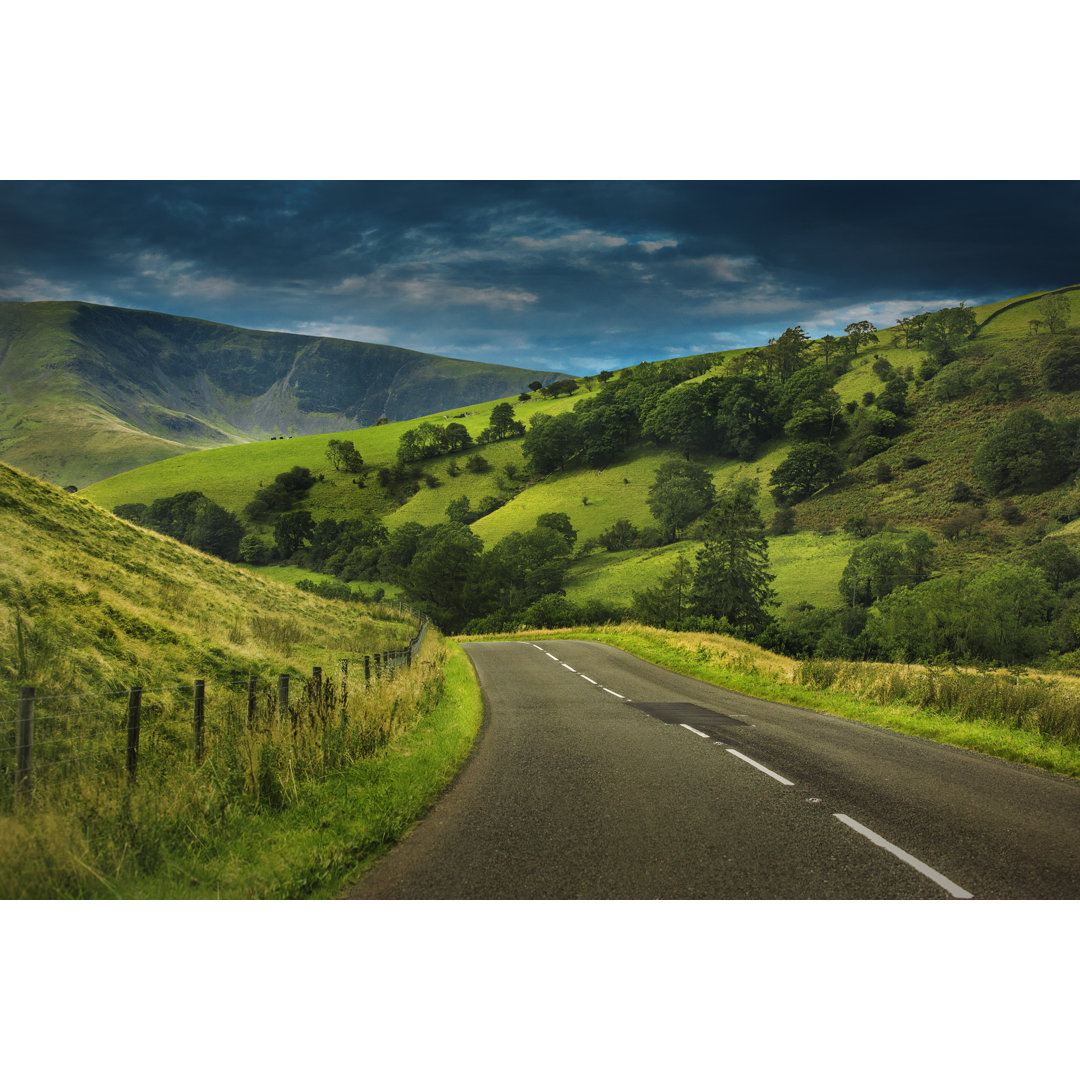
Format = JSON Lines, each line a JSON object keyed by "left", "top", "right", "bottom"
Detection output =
{"left": 1, "top": 181, "right": 1077, "bottom": 374}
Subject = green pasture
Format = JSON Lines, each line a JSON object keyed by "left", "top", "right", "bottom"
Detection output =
{"left": 563, "top": 528, "right": 858, "bottom": 612}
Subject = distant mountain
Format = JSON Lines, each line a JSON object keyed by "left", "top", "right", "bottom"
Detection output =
{"left": 0, "top": 301, "right": 566, "bottom": 487}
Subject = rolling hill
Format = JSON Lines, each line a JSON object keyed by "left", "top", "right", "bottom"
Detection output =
{"left": 0, "top": 300, "right": 565, "bottom": 488}
{"left": 80, "top": 285, "right": 1080, "bottom": 629}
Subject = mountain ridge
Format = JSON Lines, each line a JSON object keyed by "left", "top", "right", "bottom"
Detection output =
{"left": 0, "top": 300, "right": 566, "bottom": 487}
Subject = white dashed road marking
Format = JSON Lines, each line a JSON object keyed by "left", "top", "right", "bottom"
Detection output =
{"left": 680, "top": 724, "right": 710, "bottom": 739}
{"left": 834, "top": 814, "right": 973, "bottom": 899}
{"left": 726, "top": 748, "right": 795, "bottom": 786}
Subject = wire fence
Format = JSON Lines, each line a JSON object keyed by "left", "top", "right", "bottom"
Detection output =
{"left": 1, "top": 616, "right": 431, "bottom": 812}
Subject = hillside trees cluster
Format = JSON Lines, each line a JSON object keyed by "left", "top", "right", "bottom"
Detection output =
{"left": 114, "top": 491, "right": 246, "bottom": 561}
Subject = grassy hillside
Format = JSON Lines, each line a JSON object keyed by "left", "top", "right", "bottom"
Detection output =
{"left": 0, "top": 461, "right": 415, "bottom": 699}
{"left": 0, "top": 461, "right": 491, "bottom": 899}
{"left": 0, "top": 300, "right": 565, "bottom": 488}
{"left": 81, "top": 286, "right": 1080, "bottom": 627}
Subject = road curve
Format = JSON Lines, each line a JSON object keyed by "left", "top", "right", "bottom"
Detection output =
{"left": 346, "top": 640, "right": 1080, "bottom": 899}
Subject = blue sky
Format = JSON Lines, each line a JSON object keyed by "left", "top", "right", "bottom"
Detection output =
{"left": 2, "top": 180, "right": 1076, "bottom": 375}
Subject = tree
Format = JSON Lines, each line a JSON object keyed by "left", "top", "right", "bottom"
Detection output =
{"left": 326, "top": 438, "right": 364, "bottom": 473}
{"left": 522, "top": 412, "right": 582, "bottom": 474}
{"left": 971, "top": 407, "right": 1070, "bottom": 494}
{"left": 478, "top": 402, "right": 524, "bottom": 444}
{"left": 598, "top": 519, "right": 640, "bottom": 552}
{"left": 767, "top": 326, "right": 814, "bottom": 382}
{"left": 274, "top": 509, "right": 315, "bottom": 557}
{"left": 923, "top": 305, "right": 976, "bottom": 360}
{"left": 630, "top": 555, "right": 695, "bottom": 626}
{"left": 769, "top": 444, "right": 843, "bottom": 505}
{"left": 483, "top": 526, "right": 573, "bottom": 612}
{"left": 647, "top": 459, "right": 716, "bottom": 542}
{"left": 536, "top": 512, "right": 577, "bottom": 548}
{"left": 1042, "top": 339, "right": 1080, "bottom": 391}
{"left": 971, "top": 358, "right": 1023, "bottom": 402}
{"left": 838, "top": 532, "right": 936, "bottom": 608}
{"left": 1039, "top": 292, "right": 1072, "bottom": 334}
{"left": 442, "top": 422, "right": 474, "bottom": 453}
{"left": 844, "top": 321, "right": 879, "bottom": 358}
{"left": 641, "top": 381, "right": 714, "bottom": 456}
{"left": 405, "top": 524, "right": 483, "bottom": 630}
{"left": 689, "top": 480, "right": 776, "bottom": 635}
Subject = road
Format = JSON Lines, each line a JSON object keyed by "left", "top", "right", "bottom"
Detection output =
{"left": 346, "top": 640, "right": 1080, "bottom": 899}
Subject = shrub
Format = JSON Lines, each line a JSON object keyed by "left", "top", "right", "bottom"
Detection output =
{"left": 972, "top": 408, "right": 1070, "bottom": 494}
{"left": 1042, "top": 339, "right": 1080, "bottom": 391}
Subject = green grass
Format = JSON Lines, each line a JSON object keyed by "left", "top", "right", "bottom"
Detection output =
{"left": 0, "top": 633, "right": 485, "bottom": 899}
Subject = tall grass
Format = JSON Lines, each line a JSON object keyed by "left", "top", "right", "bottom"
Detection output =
{"left": 797, "top": 658, "right": 1080, "bottom": 744}
{"left": 0, "top": 630, "right": 446, "bottom": 898}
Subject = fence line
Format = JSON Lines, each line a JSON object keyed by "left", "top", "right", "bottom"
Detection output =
{"left": 2, "top": 612, "right": 433, "bottom": 809}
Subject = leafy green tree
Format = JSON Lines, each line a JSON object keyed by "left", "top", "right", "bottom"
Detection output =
{"left": 689, "top": 480, "right": 776, "bottom": 634}
{"left": 630, "top": 555, "right": 695, "bottom": 626}
{"left": 397, "top": 422, "right": 448, "bottom": 463}
{"left": 442, "top": 422, "right": 474, "bottom": 453}
{"left": 844, "top": 321, "right": 879, "bottom": 358}
{"left": 377, "top": 522, "right": 427, "bottom": 582}
{"left": 522, "top": 412, "right": 582, "bottom": 474}
{"left": 642, "top": 382, "right": 714, "bottom": 456}
{"left": 536, "top": 512, "right": 577, "bottom": 547}
{"left": 1020, "top": 539, "right": 1080, "bottom": 591}
{"left": 274, "top": 509, "right": 315, "bottom": 557}
{"left": 1042, "top": 339, "right": 1080, "bottom": 391}
{"left": 769, "top": 444, "right": 843, "bottom": 505}
{"left": 766, "top": 326, "right": 814, "bottom": 382}
{"left": 647, "top": 459, "right": 716, "bottom": 542}
{"left": 405, "top": 523, "right": 484, "bottom": 630}
{"left": 1039, "top": 292, "right": 1072, "bottom": 334}
{"left": 573, "top": 394, "right": 640, "bottom": 466}
{"left": 838, "top": 532, "right": 935, "bottom": 607}
{"left": 446, "top": 495, "right": 474, "bottom": 524}
{"left": 971, "top": 407, "right": 1070, "bottom": 494}
{"left": 598, "top": 519, "right": 640, "bottom": 552}
{"left": 478, "top": 402, "right": 525, "bottom": 444}
{"left": 713, "top": 375, "right": 777, "bottom": 460}
{"left": 972, "top": 358, "right": 1024, "bottom": 402}
{"left": 465, "top": 454, "right": 491, "bottom": 474}
{"left": 326, "top": 438, "right": 365, "bottom": 473}
{"left": 923, "top": 306, "right": 976, "bottom": 360}
{"left": 483, "top": 526, "right": 573, "bottom": 612}
{"left": 238, "top": 533, "right": 272, "bottom": 565}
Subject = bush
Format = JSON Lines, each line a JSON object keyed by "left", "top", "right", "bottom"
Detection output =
{"left": 999, "top": 500, "right": 1025, "bottom": 525}
{"left": 972, "top": 408, "right": 1070, "bottom": 495}
{"left": 1042, "top": 339, "right": 1080, "bottom": 391}
{"left": 465, "top": 454, "right": 491, "bottom": 474}
{"left": 950, "top": 480, "right": 976, "bottom": 503}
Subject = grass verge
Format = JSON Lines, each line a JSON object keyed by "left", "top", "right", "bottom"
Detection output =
{"left": 0, "top": 636, "right": 483, "bottom": 899}
{"left": 456, "top": 623, "right": 1080, "bottom": 779}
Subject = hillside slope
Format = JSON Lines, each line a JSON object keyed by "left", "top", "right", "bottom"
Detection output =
{"left": 0, "top": 301, "right": 564, "bottom": 488}
{"left": 81, "top": 285, "right": 1080, "bottom": 625}
{"left": 0, "top": 461, "right": 415, "bottom": 699}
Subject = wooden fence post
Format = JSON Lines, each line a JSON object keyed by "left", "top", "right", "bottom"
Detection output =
{"left": 126, "top": 687, "right": 142, "bottom": 783}
{"left": 277, "top": 674, "right": 290, "bottom": 727}
{"left": 340, "top": 659, "right": 349, "bottom": 722}
{"left": 194, "top": 679, "right": 206, "bottom": 766}
{"left": 16, "top": 686, "right": 34, "bottom": 804}
{"left": 364, "top": 655, "right": 371, "bottom": 683}
{"left": 247, "top": 675, "right": 257, "bottom": 729}
{"left": 311, "top": 666, "right": 322, "bottom": 707}
{"left": 373, "top": 653, "right": 381, "bottom": 680}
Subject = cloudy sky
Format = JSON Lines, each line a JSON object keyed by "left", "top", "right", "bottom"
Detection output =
{"left": 2, "top": 180, "right": 1077, "bottom": 376}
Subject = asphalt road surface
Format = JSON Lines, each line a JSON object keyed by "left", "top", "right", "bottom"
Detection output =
{"left": 346, "top": 640, "right": 1080, "bottom": 899}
